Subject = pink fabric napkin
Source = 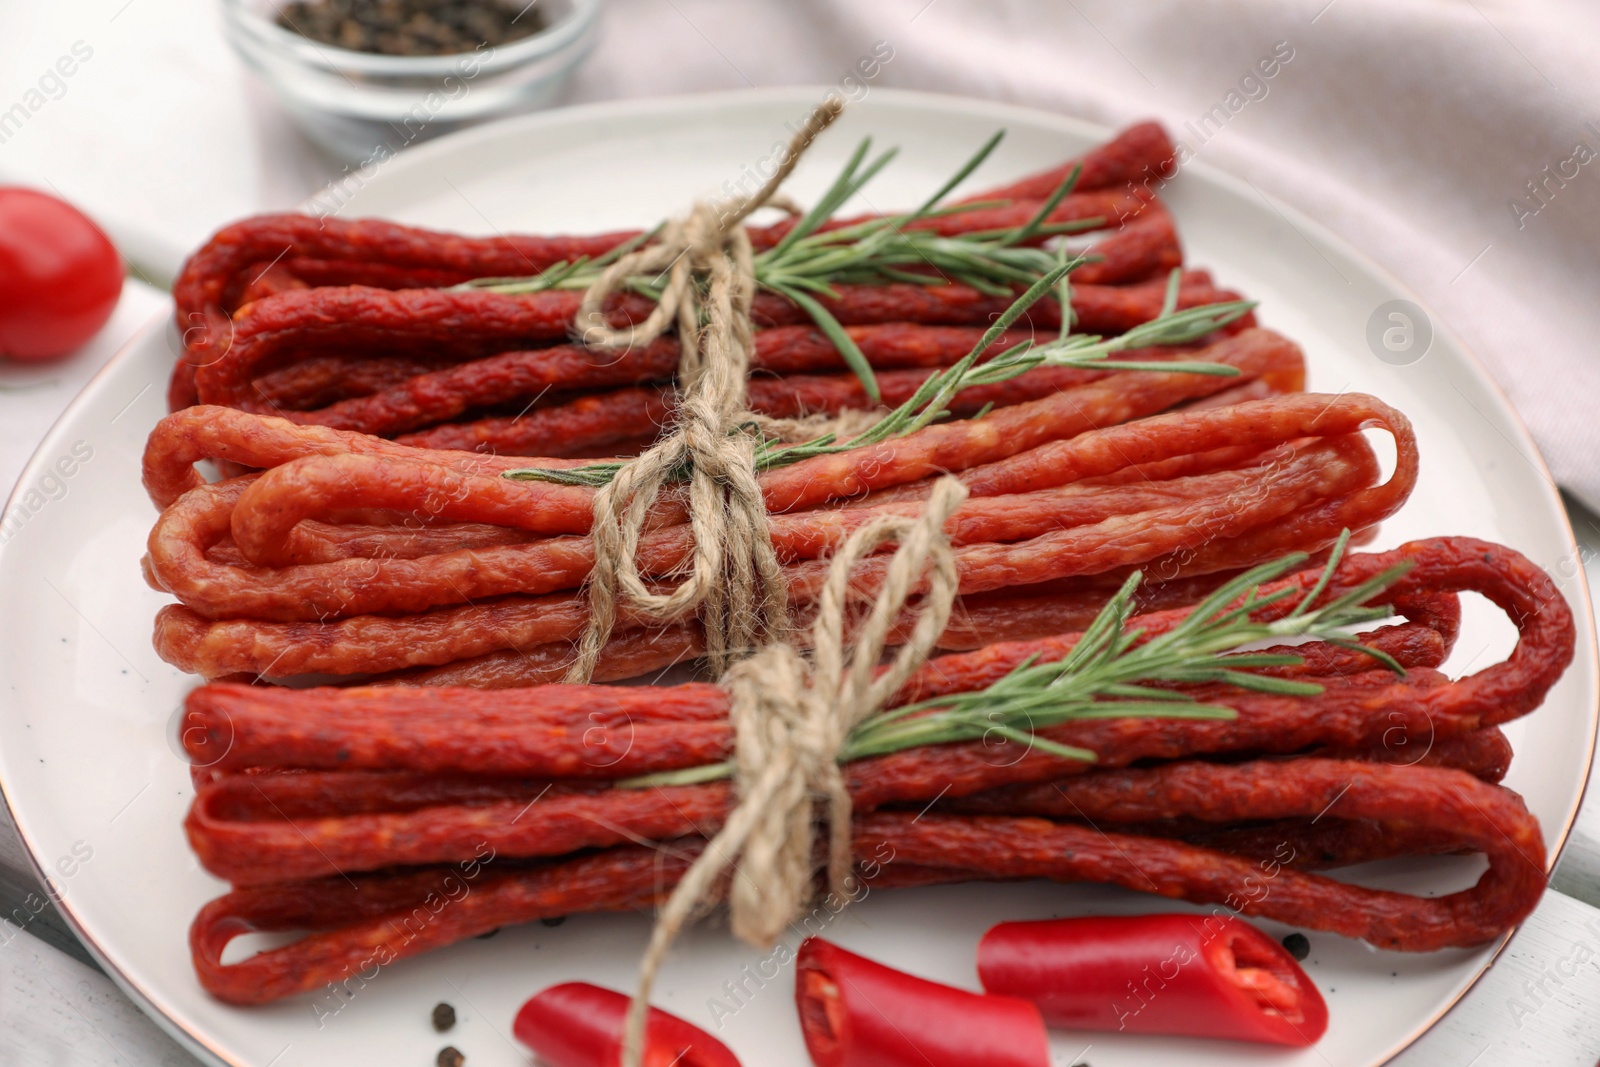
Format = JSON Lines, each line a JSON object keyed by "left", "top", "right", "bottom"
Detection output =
{"left": 563, "top": 0, "right": 1600, "bottom": 513}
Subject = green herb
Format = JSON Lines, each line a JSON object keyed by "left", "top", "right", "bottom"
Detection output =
{"left": 502, "top": 266, "right": 1254, "bottom": 488}
{"left": 459, "top": 131, "right": 1112, "bottom": 402}
{"left": 477, "top": 126, "right": 1256, "bottom": 489}
{"left": 621, "top": 531, "right": 1410, "bottom": 787}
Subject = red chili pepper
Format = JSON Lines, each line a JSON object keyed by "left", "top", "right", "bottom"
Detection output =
{"left": 795, "top": 938, "right": 1049, "bottom": 1067}
{"left": 978, "top": 913, "right": 1328, "bottom": 1046}
{"left": 512, "top": 981, "right": 741, "bottom": 1067}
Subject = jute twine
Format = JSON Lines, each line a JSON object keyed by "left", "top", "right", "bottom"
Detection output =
{"left": 554, "top": 96, "right": 971, "bottom": 1065}
{"left": 621, "top": 476, "right": 969, "bottom": 1066}
{"left": 562, "top": 99, "right": 845, "bottom": 683}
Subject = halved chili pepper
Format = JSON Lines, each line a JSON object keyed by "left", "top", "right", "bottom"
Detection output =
{"left": 795, "top": 937, "right": 1049, "bottom": 1067}
{"left": 977, "top": 913, "right": 1328, "bottom": 1046}
{"left": 512, "top": 981, "right": 740, "bottom": 1067}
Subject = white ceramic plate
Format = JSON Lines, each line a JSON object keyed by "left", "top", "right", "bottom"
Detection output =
{"left": 0, "top": 88, "right": 1594, "bottom": 1067}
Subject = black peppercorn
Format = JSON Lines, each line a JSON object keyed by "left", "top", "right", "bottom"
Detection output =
{"left": 277, "top": 0, "right": 546, "bottom": 57}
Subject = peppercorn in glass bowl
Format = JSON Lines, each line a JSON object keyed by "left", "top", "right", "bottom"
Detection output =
{"left": 221, "top": 0, "right": 601, "bottom": 161}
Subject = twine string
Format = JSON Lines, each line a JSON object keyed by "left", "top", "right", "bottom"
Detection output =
{"left": 620, "top": 477, "right": 969, "bottom": 1067}
{"left": 563, "top": 100, "right": 845, "bottom": 682}
{"left": 548, "top": 98, "right": 968, "bottom": 1067}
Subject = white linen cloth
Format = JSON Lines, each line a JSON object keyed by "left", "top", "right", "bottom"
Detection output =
{"left": 1, "top": 0, "right": 1597, "bottom": 511}
{"left": 561, "top": 0, "right": 1600, "bottom": 513}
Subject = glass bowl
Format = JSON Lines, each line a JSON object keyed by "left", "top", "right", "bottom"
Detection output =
{"left": 221, "top": 0, "right": 602, "bottom": 162}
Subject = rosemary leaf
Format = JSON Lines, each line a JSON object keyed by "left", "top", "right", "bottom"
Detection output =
{"left": 618, "top": 535, "right": 1412, "bottom": 790}
{"left": 768, "top": 138, "right": 879, "bottom": 258}
{"left": 781, "top": 287, "right": 881, "bottom": 402}
{"left": 482, "top": 130, "right": 1257, "bottom": 487}
{"left": 903, "top": 129, "right": 1007, "bottom": 224}
{"left": 997, "top": 164, "right": 1082, "bottom": 248}
{"left": 1159, "top": 266, "right": 1182, "bottom": 317}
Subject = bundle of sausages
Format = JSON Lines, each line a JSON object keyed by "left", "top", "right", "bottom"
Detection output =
{"left": 143, "top": 120, "right": 1576, "bottom": 1020}
{"left": 181, "top": 538, "right": 1574, "bottom": 1004}
{"left": 166, "top": 121, "right": 1197, "bottom": 453}
{"left": 142, "top": 378, "right": 1419, "bottom": 683}
{"left": 145, "top": 122, "right": 1366, "bottom": 684}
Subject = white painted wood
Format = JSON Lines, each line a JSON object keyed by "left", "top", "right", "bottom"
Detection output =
{"left": 1553, "top": 826, "right": 1600, "bottom": 912}
{"left": 0, "top": 812, "right": 33, "bottom": 885}
{"left": 1394, "top": 889, "right": 1600, "bottom": 1067}
{"left": 0, "top": 930, "right": 199, "bottom": 1066}
{"left": 0, "top": 281, "right": 168, "bottom": 516}
{"left": 0, "top": 853, "right": 95, "bottom": 968}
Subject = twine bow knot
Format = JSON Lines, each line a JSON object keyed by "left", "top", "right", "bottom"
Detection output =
{"left": 622, "top": 476, "right": 968, "bottom": 1065}
{"left": 549, "top": 97, "right": 972, "bottom": 1067}
{"left": 562, "top": 101, "right": 845, "bottom": 683}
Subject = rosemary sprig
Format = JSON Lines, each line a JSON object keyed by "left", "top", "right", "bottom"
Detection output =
{"left": 503, "top": 267, "right": 1255, "bottom": 487}
{"left": 621, "top": 531, "right": 1412, "bottom": 788}
{"left": 478, "top": 125, "right": 1257, "bottom": 488}
{"left": 456, "top": 131, "right": 1108, "bottom": 402}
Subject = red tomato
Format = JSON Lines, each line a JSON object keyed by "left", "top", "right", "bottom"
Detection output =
{"left": 0, "top": 188, "right": 123, "bottom": 362}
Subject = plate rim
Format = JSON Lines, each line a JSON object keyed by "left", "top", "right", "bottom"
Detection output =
{"left": 1, "top": 84, "right": 1594, "bottom": 1067}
